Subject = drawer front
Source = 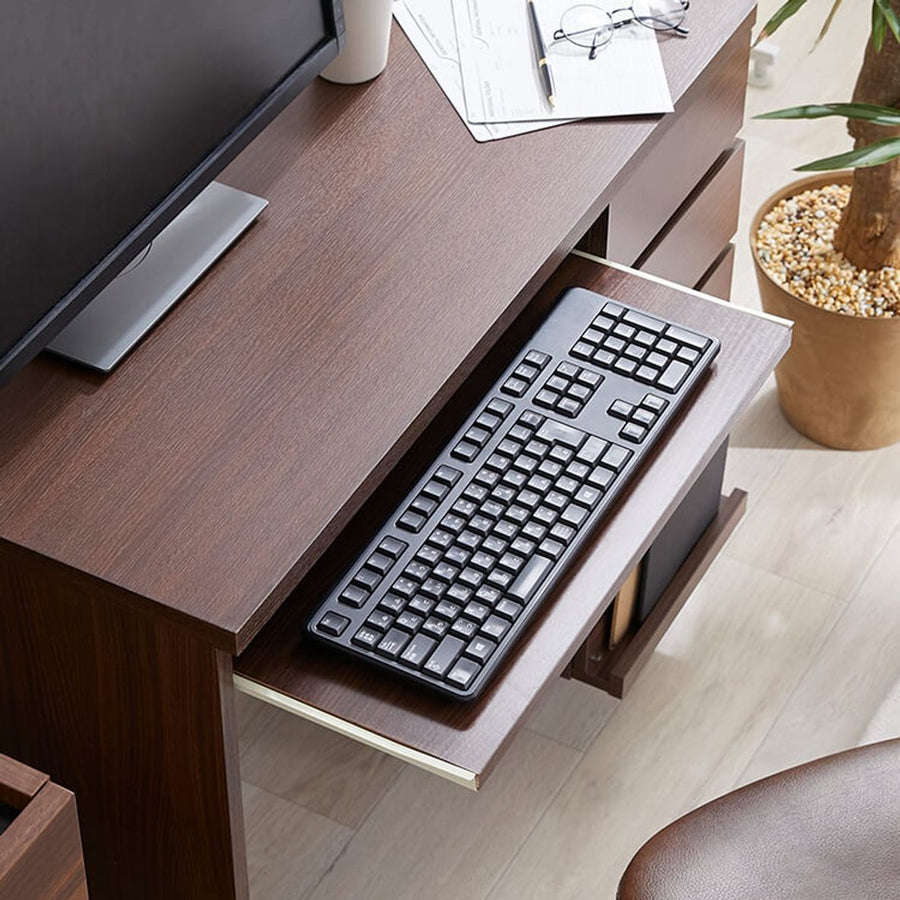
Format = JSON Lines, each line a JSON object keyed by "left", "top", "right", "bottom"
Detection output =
{"left": 637, "top": 141, "right": 744, "bottom": 289}
{"left": 696, "top": 244, "right": 736, "bottom": 301}
{"left": 605, "top": 25, "right": 751, "bottom": 266}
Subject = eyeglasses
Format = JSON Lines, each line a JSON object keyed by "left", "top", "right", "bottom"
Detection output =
{"left": 552, "top": 1, "right": 690, "bottom": 60}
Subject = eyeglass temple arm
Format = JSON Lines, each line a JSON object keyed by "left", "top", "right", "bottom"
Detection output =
{"left": 552, "top": 21, "right": 621, "bottom": 42}
{"left": 636, "top": 15, "right": 690, "bottom": 34}
{"left": 552, "top": 4, "right": 690, "bottom": 43}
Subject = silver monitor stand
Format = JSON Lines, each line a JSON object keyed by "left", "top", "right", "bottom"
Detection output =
{"left": 48, "top": 181, "right": 267, "bottom": 372}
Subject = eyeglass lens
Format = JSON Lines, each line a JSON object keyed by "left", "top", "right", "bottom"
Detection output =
{"left": 556, "top": 1, "right": 688, "bottom": 58}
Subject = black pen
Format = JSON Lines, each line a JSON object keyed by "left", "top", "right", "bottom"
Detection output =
{"left": 527, "top": 0, "right": 555, "bottom": 109}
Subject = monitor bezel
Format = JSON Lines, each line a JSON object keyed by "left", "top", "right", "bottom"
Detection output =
{"left": 1, "top": 0, "right": 344, "bottom": 385}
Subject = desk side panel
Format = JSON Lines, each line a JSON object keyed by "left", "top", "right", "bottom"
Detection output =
{"left": 0, "top": 547, "right": 248, "bottom": 900}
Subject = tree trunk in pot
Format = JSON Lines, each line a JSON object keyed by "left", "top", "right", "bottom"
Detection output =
{"left": 834, "top": 1, "right": 900, "bottom": 270}
{"left": 752, "top": 173, "right": 900, "bottom": 450}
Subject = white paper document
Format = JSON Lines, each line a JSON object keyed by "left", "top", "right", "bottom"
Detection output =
{"left": 452, "top": 0, "right": 675, "bottom": 123}
{"left": 393, "top": 0, "right": 569, "bottom": 141}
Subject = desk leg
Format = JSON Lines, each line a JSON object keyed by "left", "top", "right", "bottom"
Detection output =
{"left": 0, "top": 548, "right": 249, "bottom": 899}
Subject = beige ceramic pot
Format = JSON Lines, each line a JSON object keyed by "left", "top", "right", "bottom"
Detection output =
{"left": 751, "top": 171, "right": 900, "bottom": 450}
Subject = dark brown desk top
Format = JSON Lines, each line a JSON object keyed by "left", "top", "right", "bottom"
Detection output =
{"left": 0, "top": 3, "right": 755, "bottom": 653}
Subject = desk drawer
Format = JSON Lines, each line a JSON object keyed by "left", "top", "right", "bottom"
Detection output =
{"left": 234, "top": 257, "right": 790, "bottom": 790}
{"left": 605, "top": 24, "right": 750, "bottom": 267}
{"left": 696, "top": 244, "right": 736, "bottom": 301}
{"left": 637, "top": 141, "right": 744, "bottom": 289}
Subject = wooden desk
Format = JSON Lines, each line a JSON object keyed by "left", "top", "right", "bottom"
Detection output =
{"left": 0, "top": 3, "right": 780, "bottom": 897}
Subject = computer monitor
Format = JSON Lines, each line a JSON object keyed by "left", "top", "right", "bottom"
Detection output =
{"left": 0, "top": 0, "right": 344, "bottom": 384}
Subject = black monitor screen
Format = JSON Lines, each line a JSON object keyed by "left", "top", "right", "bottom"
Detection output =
{"left": 1, "top": 0, "right": 336, "bottom": 378}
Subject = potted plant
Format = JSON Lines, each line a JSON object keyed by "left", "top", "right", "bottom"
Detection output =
{"left": 750, "top": 0, "right": 900, "bottom": 449}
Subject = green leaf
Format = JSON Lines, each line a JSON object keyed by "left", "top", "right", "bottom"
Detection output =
{"left": 873, "top": 2, "right": 886, "bottom": 52}
{"left": 874, "top": 0, "right": 900, "bottom": 44}
{"left": 757, "top": 0, "right": 808, "bottom": 42}
{"left": 796, "top": 135, "right": 900, "bottom": 171}
{"left": 817, "top": 0, "right": 845, "bottom": 41}
{"left": 756, "top": 102, "right": 900, "bottom": 126}
{"left": 816, "top": 0, "right": 845, "bottom": 43}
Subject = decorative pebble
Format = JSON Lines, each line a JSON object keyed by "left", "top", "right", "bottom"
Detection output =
{"left": 755, "top": 183, "right": 900, "bottom": 318}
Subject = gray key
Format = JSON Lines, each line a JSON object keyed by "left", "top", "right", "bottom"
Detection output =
{"left": 423, "top": 635, "right": 465, "bottom": 678}
{"left": 376, "top": 628, "right": 410, "bottom": 660}
{"left": 352, "top": 626, "right": 381, "bottom": 649}
{"left": 537, "top": 419, "right": 587, "bottom": 449}
{"left": 561, "top": 502, "right": 589, "bottom": 528}
{"left": 447, "top": 657, "right": 481, "bottom": 690}
{"left": 399, "top": 633, "right": 437, "bottom": 669}
{"left": 577, "top": 436, "right": 608, "bottom": 465}
{"left": 451, "top": 618, "right": 478, "bottom": 640}
{"left": 624, "top": 309, "right": 665, "bottom": 333}
{"left": 318, "top": 612, "right": 350, "bottom": 636}
{"left": 658, "top": 359, "right": 690, "bottom": 392}
{"left": 338, "top": 584, "right": 369, "bottom": 608}
{"left": 465, "top": 636, "right": 497, "bottom": 663}
{"left": 508, "top": 554, "right": 553, "bottom": 603}
{"left": 481, "top": 614, "right": 511, "bottom": 641}
{"left": 665, "top": 324, "right": 709, "bottom": 350}
{"left": 602, "top": 444, "right": 632, "bottom": 472}
{"left": 366, "top": 551, "right": 395, "bottom": 575}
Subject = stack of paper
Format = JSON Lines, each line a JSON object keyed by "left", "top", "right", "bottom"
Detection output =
{"left": 393, "top": 0, "right": 675, "bottom": 142}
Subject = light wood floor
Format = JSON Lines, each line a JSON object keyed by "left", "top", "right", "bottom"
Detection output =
{"left": 238, "top": 2, "right": 900, "bottom": 896}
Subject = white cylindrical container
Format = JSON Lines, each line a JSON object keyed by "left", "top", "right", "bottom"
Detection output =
{"left": 321, "top": 0, "right": 393, "bottom": 84}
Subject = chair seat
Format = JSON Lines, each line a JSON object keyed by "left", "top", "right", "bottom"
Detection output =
{"left": 618, "top": 738, "right": 900, "bottom": 900}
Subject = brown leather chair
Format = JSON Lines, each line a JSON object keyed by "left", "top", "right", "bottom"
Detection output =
{"left": 618, "top": 738, "right": 900, "bottom": 899}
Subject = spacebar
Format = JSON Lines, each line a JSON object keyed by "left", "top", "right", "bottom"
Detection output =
{"left": 508, "top": 554, "right": 554, "bottom": 603}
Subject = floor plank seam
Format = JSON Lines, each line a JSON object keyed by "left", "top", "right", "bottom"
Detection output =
{"left": 718, "top": 548, "right": 848, "bottom": 603}
{"left": 482, "top": 744, "right": 594, "bottom": 900}
{"left": 301, "top": 760, "right": 407, "bottom": 898}
{"left": 521, "top": 721, "right": 594, "bottom": 755}
{"left": 303, "top": 819, "right": 362, "bottom": 900}
{"left": 728, "top": 593, "right": 861, "bottom": 791}
{"left": 241, "top": 774, "right": 364, "bottom": 837}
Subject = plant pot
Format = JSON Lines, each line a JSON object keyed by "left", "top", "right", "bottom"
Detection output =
{"left": 751, "top": 171, "right": 900, "bottom": 450}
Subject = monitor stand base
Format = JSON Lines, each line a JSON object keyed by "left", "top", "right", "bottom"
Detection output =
{"left": 48, "top": 182, "right": 267, "bottom": 372}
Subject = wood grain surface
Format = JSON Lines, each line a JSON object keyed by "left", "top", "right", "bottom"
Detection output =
{"left": 0, "top": 546, "right": 248, "bottom": 899}
{"left": 0, "top": 4, "right": 755, "bottom": 653}
{"left": 235, "top": 256, "right": 790, "bottom": 782}
{"left": 0, "top": 755, "right": 46, "bottom": 810}
{"left": 605, "top": 28, "right": 751, "bottom": 267}
{"left": 638, "top": 141, "right": 745, "bottom": 287}
{"left": 696, "top": 245, "right": 737, "bottom": 301}
{"left": 0, "top": 776, "right": 88, "bottom": 900}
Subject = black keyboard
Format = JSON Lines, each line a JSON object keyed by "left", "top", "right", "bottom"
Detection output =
{"left": 307, "top": 287, "right": 719, "bottom": 700}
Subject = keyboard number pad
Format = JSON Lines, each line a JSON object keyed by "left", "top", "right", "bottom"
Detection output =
{"left": 534, "top": 362, "right": 603, "bottom": 419}
{"left": 570, "top": 302, "right": 709, "bottom": 393}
